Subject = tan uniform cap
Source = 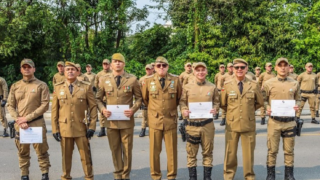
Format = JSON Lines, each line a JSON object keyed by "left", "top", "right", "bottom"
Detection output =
{"left": 86, "top": 64, "right": 92, "bottom": 67}
{"left": 306, "top": 62, "right": 313, "bottom": 67}
{"left": 265, "top": 62, "right": 273, "bottom": 67}
{"left": 21, "top": 59, "right": 35, "bottom": 67}
{"left": 185, "top": 62, "right": 192, "bottom": 66}
{"left": 65, "top": 61, "right": 79, "bottom": 71}
{"left": 75, "top": 64, "right": 81, "bottom": 69}
{"left": 255, "top": 67, "right": 261, "bottom": 70}
{"left": 145, "top": 64, "right": 153, "bottom": 69}
{"left": 103, "top": 59, "right": 110, "bottom": 64}
{"left": 219, "top": 64, "right": 225, "bottom": 68}
{"left": 192, "top": 62, "right": 197, "bottom": 68}
{"left": 233, "top": 58, "right": 248, "bottom": 66}
{"left": 194, "top": 62, "right": 207, "bottom": 69}
{"left": 57, "top": 61, "right": 65, "bottom": 66}
{"left": 289, "top": 64, "right": 294, "bottom": 68}
{"left": 275, "top": 57, "right": 289, "bottom": 66}
{"left": 112, "top": 53, "right": 125, "bottom": 63}
{"left": 227, "top": 63, "right": 233, "bottom": 67}
{"left": 155, "top": 56, "right": 168, "bottom": 65}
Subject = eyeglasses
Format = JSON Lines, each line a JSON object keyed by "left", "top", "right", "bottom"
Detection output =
{"left": 234, "top": 66, "right": 246, "bottom": 70}
{"left": 156, "top": 64, "right": 168, "bottom": 68}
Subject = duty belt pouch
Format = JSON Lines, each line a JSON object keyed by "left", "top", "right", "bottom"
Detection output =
{"left": 281, "top": 128, "right": 296, "bottom": 137}
{"left": 15, "top": 131, "right": 20, "bottom": 140}
{"left": 301, "top": 96, "right": 307, "bottom": 102}
{"left": 186, "top": 133, "right": 201, "bottom": 144}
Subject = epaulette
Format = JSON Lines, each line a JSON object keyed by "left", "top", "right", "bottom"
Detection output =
{"left": 145, "top": 74, "right": 155, "bottom": 79}
{"left": 54, "top": 81, "right": 64, "bottom": 86}
{"left": 169, "top": 73, "right": 179, "bottom": 77}
{"left": 80, "top": 81, "right": 91, "bottom": 85}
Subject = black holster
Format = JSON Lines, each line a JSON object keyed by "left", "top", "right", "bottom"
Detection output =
{"left": 296, "top": 119, "right": 304, "bottom": 136}
{"left": 179, "top": 120, "right": 187, "bottom": 142}
{"left": 8, "top": 121, "right": 16, "bottom": 139}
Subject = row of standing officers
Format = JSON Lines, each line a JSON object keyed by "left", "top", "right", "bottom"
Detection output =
{"left": 0, "top": 55, "right": 318, "bottom": 180}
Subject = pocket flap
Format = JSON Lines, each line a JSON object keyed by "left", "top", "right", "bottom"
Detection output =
{"left": 59, "top": 94, "right": 67, "bottom": 99}
{"left": 168, "top": 89, "right": 177, "bottom": 93}
{"left": 106, "top": 86, "right": 114, "bottom": 92}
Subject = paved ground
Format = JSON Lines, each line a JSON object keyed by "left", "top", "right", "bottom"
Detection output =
{"left": 0, "top": 104, "right": 319, "bottom": 180}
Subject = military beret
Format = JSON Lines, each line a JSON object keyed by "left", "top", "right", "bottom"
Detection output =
{"left": 57, "top": 61, "right": 65, "bottom": 66}
{"left": 275, "top": 57, "right": 289, "bottom": 66}
{"left": 21, "top": 59, "right": 35, "bottom": 67}
{"left": 194, "top": 62, "right": 207, "bottom": 69}
{"left": 112, "top": 53, "right": 125, "bottom": 63}
{"left": 65, "top": 61, "right": 79, "bottom": 71}
{"left": 155, "top": 56, "right": 168, "bottom": 65}
{"left": 103, "top": 59, "right": 110, "bottom": 64}
{"left": 233, "top": 58, "right": 248, "bottom": 66}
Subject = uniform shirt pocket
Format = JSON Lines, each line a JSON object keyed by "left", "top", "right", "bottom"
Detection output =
{"left": 168, "top": 89, "right": 177, "bottom": 99}
{"left": 58, "top": 94, "right": 67, "bottom": 104}
{"left": 106, "top": 86, "right": 114, "bottom": 97}
{"left": 245, "top": 91, "right": 255, "bottom": 102}
{"left": 150, "top": 90, "right": 159, "bottom": 99}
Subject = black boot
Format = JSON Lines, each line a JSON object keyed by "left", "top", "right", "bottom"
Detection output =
{"left": 21, "top": 175, "right": 29, "bottom": 180}
{"left": 188, "top": 166, "right": 197, "bottom": 180}
{"left": 316, "top": 111, "right": 319, "bottom": 117}
{"left": 220, "top": 118, "right": 226, "bottom": 126}
{"left": 311, "top": 118, "right": 320, "bottom": 124}
{"left": 97, "top": 127, "right": 106, "bottom": 137}
{"left": 41, "top": 173, "right": 49, "bottom": 180}
{"left": 214, "top": 112, "right": 219, "bottom": 120}
{"left": 261, "top": 117, "right": 266, "bottom": 125}
{"left": 266, "top": 166, "right": 275, "bottom": 180}
{"left": 284, "top": 166, "right": 295, "bottom": 180}
{"left": 3, "top": 128, "right": 9, "bottom": 137}
{"left": 204, "top": 167, "right": 212, "bottom": 180}
{"left": 139, "top": 128, "right": 146, "bottom": 137}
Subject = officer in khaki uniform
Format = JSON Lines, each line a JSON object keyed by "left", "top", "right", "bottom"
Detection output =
{"left": 214, "top": 64, "right": 225, "bottom": 120}
{"left": 259, "top": 62, "right": 276, "bottom": 125}
{"left": 254, "top": 67, "right": 261, "bottom": 82}
{"left": 141, "top": 56, "right": 182, "bottom": 180}
{"left": 75, "top": 64, "right": 90, "bottom": 82}
{"left": 220, "top": 58, "right": 264, "bottom": 180}
{"left": 296, "top": 62, "right": 319, "bottom": 124}
{"left": 51, "top": 61, "right": 97, "bottom": 180}
{"left": 52, "top": 61, "right": 66, "bottom": 85}
{"left": 179, "top": 62, "right": 193, "bottom": 85}
{"left": 84, "top": 64, "right": 97, "bottom": 91}
{"left": 263, "top": 58, "right": 300, "bottom": 180}
{"left": 96, "top": 53, "right": 142, "bottom": 180}
{"left": 0, "top": 76, "right": 9, "bottom": 137}
{"left": 315, "top": 71, "right": 320, "bottom": 117}
{"left": 220, "top": 63, "right": 234, "bottom": 126}
{"left": 96, "top": 59, "right": 112, "bottom": 137}
{"left": 288, "top": 64, "right": 298, "bottom": 80}
{"left": 180, "top": 62, "right": 220, "bottom": 180}
{"left": 139, "top": 64, "right": 154, "bottom": 137}
{"left": 7, "top": 59, "right": 51, "bottom": 180}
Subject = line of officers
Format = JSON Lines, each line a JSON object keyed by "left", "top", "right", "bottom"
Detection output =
{"left": 0, "top": 55, "right": 318, "bottom": 180}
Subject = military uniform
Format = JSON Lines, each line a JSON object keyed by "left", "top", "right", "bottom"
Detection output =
{"left": 77, "top": 73, "right": 90, "bottom": 82}
{"left": 51, "top": 62, "right": 97, "bottom": 180}
{"left": 96, "top": 67, "right": 142, "bottom": 179}
{"left": 7, "top": 63, "right": 51, "bottom": 178}
{"left": 296, "top": 68, "right": 318, "bottom": 123}
{"left": 180, "top": 71, "right": 220, "bottom": 179}
{"left": 0, "top": 77, "right": 9, "bottom": 137}
{"left": 220, "top": 65, "right": 234, "bottom": 125}
{"left": 183, "top": 73, "right": 196, "bottom": 87}
{"left": 220, "top": 59, "right": 264, "bottom": 180}
{"left": 179, "top": 63, "right": 193, "bottom": 85}
{"left": 245, "top": 71, "right": 256, "bottom": 81}
{"left": 53, "top": 72, "right": 65, "bottom": 85}
{"left": 85, "top": 72, "right": 96, "bottom": 88}
{"left": 139, "top": 74, "right": 150, "bottom": 130}
{"left": 254, "top": 67, "right": 261, "bottom": 82}
{"left": 289, "top": 72, "right": 298, "bottom": 80}
{"left": 315, "top": 72, "right": 320, "bottom": 117}
{"left": 141, "top": 59, "right": 182, "bottom": 180}
{"left": 214, "top": 68, "right": 225, "bottom": 120}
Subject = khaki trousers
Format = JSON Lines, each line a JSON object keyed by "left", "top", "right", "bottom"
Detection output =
{"left": 141, "top": 110, "right": 148, "bottom": 128}
{"left": 186, "top": 122, "right": 215, "bottom": 167}
{"left": 260, "top": 90, "right": 266, "bottom": 118}
{"left": 107, "top": 128, "right": 134, "bottom": 179}
{"left": 0, "top": 106, "right": 8, "bottom": 128}
{"left": 316, "top": 89, "right": 320, "bottom": 110}
{"left": 60, "top": 136, "right": 93, "bottom": 180}
{"left": 15, "top": 124, "right": 50, "bottom": 176}
{"left": 149, "top": 128, "right": 177, "bottom": 180}
{"left": 296, "top": 93, "right": 316, "bottom": 118}
{"left": 267, "top": 118, "right": 295, "bottom": 167}
{"left": 224, "top": 130, "right": 256, "bottom": 180}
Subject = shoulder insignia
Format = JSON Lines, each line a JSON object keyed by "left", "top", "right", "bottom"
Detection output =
{"left": 54, "top": 81, "right": 65, "bottom": 86}
{"left": 80, "top": 81, "right": 91, "bottom": 85}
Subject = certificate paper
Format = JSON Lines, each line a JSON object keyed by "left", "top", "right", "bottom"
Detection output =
{"left": 107, "top": 105, "right": 130, "bottom": 120}
{"left": 20, "top": 127, "right": 43, "bottom": 144}
{"left": 271, "top": 100, "right": 295, "bottom": 117}
{"left": 189, "top": 102, "right": 212, "bottom": 119}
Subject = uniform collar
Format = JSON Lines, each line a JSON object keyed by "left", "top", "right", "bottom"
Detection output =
{"left": 186, "top": 70, "right": 193, "bottom": 74}
{"left": 59, "top": 72, "right": 64, "bottom": 75}
{"left": 277, "top": 77, "right": 287, "bottom": 81}
{"left": 228, "top": 72, "right": 233, "bottom": 75}
{"left": 306, "top": 71, "right": 312, "bottom": 74}
{"left": 196, "top": 80, "right": 206, "bottom": 86}
{"left": 22, "top": 77, "right": 36, "bottom": 83}
{"left": 86, "top": 72, "right": 92, "bottom": 75}
{"left": 267, "top": 71, "right": 272, "bottom": 74}
{"left": 104, "top": 69, "right": 111, "bottom": 73}
{"left": 66, "top": 79, "right": 78, "bottom": 86}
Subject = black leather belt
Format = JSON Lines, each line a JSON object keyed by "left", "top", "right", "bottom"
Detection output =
{"left": 300, "top": 90, "right": 316, "bottom": 94}
{"left": 28, "top": 115, "right": 44, "bottom": 123}
{"left": 185, "top": 118, "right": 213, "bottom": 127}
{"left": 270, "top": 116, "right": 295, "bottom": 122}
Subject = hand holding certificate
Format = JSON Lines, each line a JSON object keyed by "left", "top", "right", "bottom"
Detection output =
{"left": 20, "top": 127, "right": 43, "bottom": 144}
{"left": 106, "top": 105, "right": 130, "bottom": 120}
{"left": 188, "top": 102, "right": 213, "bottom": 119}
{"left": 270, "top": 100, "right": 296, "bottom": 117}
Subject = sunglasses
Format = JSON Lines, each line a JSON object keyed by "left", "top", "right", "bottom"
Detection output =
{"left": 234, "top": 66, "right": 246, "bottom": 70}
{"left": 156, "top": 64, "right": 168, "bottom": 68}
{"left": 146, "top": 68, "right": 152, "bottom": 70}
{"left": 186, "top": 65, "right": 191, "bottom": 67}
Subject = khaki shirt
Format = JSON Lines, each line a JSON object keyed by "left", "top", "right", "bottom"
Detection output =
{"left": 84, "top": 72, "right": 96, "bottom": 87}
{"left": 297, "top": 72, "right": 318, "bottom": 91}
{"left": 214, "top": 72, "right": 225, "bottom": 90}
{"left": 183, "top": 73, "right": 196, "bottom": 87}
{"left": 53, "top": 72, "right": 65, "bottom": 85}
{"left": 264, "top": 77, "right": 301, "bottom": 110}
{"left": 255, "top": 74, "right": 260, "bottom": 82}
{"left": 259, "top": 71, "right": 276, "bottom": 87}
{"left": 96, "top": 72, "right": 142, "bottom": 129}
{"left": 51, "top": 80, "right": 97, "bottom": 137}
{"left": 95, "top": 69, "right": 112, "bottom": 88}
{"left": 179, "top": 70, "right": 193, "bottom": 85}
{"left": 141, "top": 73, "right": 182, "bottom": 130}
{"left": 245, "top": 71, "right": 256, "bottom": 81}
{"left": 220, "top": 72, "right": 234, "bottom": 88}
{"left": 77, "top": 73, "right": 90, "bottom": 82}
{"left": 220, "top": 78, "right": 264, "bottom": 132}
{"left": 0, "top": 77, "right": 8, "bottom": 100}
{"left": 180, "top": 80, "right": 220, "bottom": 121}
{"left": 7, "top": 77, "right": 50, "bottom": 131}
{"left": 288, "top": 73, "right": 298, "bottom": 80}
{"left": 316, "top": 72, "right": 320, "bottom": 89}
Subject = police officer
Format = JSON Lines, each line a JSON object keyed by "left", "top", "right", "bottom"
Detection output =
{"left": 52, "top": 61, "right": 65, "bottom": 85}
{"left": 96, "top": 53, "right": 142, "bottom": 180}
{"left": 141, "top": 56, "right": 182, "bottom": 180}
{"left": 51, "top": 61, "right": 97, "bottom": 180}
{"left": 7, "top": 59, "right": 51, "bottom": 180}
{"left": 84, "top": 64, "right": 97, "bottom": 91}
{"left": 263, "top": 57, "right": 300, "bottom": 180}
{"left": 296, "top": 62, "right": 319, "bottom": 124}
{"left": 259, "top": 62, "right": 276, "bottom": 125}
{"left": 179, "top": 62, "right": 193, "bottom": 85}
{"left": 220, "top": 63, "right": 234, "bottom": 126}
{"left": 220, "top": 58, "right": 264, "bottom": 180}
{"left": 75, "top": 64, "right": 90, "bottom": 82}
{"left": 0, "top": 76, "right": 9, "bottom": 137}
{"left": 254, "top": 67, "right": 261, "bottom": 82}
{"left": 288, "top": 65, "right": 298, "bottom": 80}
{"left": 95, "top": 59, "right": 112, "bottom": 137}
{"left": 139, "top": 64, "right": 154, "bottom": 137}
{"left": 214, "top": 64, "right": 225, "bottom": 120}
{"left": 180, "top": 62, "right": 220, "bottom": 180}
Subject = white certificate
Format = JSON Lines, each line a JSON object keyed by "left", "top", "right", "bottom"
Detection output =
{"left": 19, "top": 127, "right": 43, "bottom": 144}
{"left": 271, "top": 100, "right": 295, "bottom": 117}
{"left": 107, "top": 105, "right": 130, "bottom": 120}
{"left": 189, "top": 102, "right": 213, "bottom": 119}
